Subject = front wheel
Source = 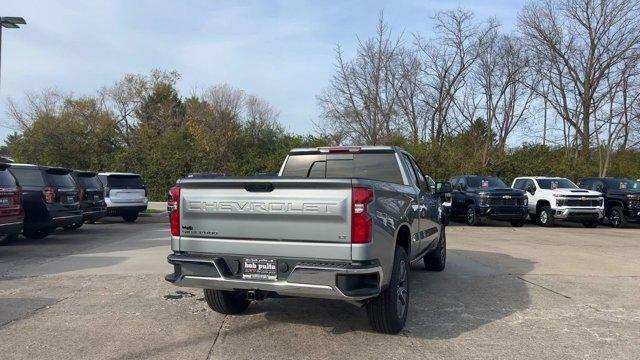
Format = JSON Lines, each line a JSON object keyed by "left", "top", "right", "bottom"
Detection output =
{"left": 424, "top": 230, "right": 446, "bottom": 271}
{"left": 122, "top": 213, "right": 138, "bottom": 223}
{"left": 203, "top": 289, "right": 251, "bottom": 314}
{"left": 609, "top": 207, "right": 626, "bottom": 228}
{"left": 538, "top": 206, "right": 555, "bottom": 227}
{"left": 366, "top": 246, "right": 409, "bottom": 334}
{"left": 465, "top": 205, "right": 480, "bottom": 226}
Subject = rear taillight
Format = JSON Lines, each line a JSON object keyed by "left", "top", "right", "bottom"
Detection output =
{"left": 169, "top": 186, "right": 180, "bottom": 236}
{"left": 43, "top": 187, "right": 56, "bottom": 204}
{"left": 351, "top": 186, "right": 373, "bottom": 244}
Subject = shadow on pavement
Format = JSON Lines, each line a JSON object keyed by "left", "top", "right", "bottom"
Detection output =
{"left": 233, "top": 249, "right": 534, "bottom": 339}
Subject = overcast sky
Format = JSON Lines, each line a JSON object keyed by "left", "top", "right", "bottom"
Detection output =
{"left": 0, "top": 0, "right": 524, "bottom": 143}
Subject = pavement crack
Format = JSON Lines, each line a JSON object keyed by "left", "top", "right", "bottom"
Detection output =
{"left": 516, "top": 276, "right": 572, "bottom": 299}
{"left": 207, "top": 315, "right": 228, "bottom": 359}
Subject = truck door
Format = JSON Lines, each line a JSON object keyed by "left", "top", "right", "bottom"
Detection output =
{"left": 403, "top": 154, "right": 439, "bottom": 255}
{"left": 452, "top": 177, "right": 467, "bottom": 215}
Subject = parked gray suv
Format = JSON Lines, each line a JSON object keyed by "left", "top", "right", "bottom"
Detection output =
{"left": 165, "top": 146, "right": 451, "bottom": 333}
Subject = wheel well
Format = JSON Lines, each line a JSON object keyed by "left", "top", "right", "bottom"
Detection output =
{"left": 536, "top": 200, "right": 550, "bottom": 212}
{"left": 396, "top": 225, "right": 411, "bottom": 256}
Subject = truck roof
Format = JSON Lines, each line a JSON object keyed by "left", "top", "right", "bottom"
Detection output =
{"left": 289, "top": 146, "right": 401, "bottom": 154}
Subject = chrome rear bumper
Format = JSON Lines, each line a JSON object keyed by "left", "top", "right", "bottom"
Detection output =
{"left": 166, "top": 254, "right": 383, "bottom": 301}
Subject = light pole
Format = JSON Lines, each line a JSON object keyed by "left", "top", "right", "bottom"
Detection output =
{"left": 0, "top": 17, "right": 26, "bottom": 100}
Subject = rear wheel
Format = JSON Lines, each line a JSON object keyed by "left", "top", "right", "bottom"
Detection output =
{"left": 582, "top": 221, "right": 599, "bottom": 228}
{"left": 366, "top": 246, "right": 409, "bottom": 334}
{"left": 63, "top": 222, "right": 84, "bottom": 230}
{"left": 538, "top": 206, "right": 555, "bottom": 227}
{"left": 203, "top": 289, "right": 251, "bottom": 315}
{"left": 465, "top": 205, "right": 480, "bottom": 226}
{"left": 0, "top": 234, "right": 17, "bottom": 246}
{"left": 609, "top": 207, "right": 626, "bottom": 228}
{"left": 23, "top": 229, "right": 50, "bottom": 240}
{"left": 424, "top": 230, "right": 446, "bottom": 271}
{"left": 122, "top": 213, "right": 138, "bottom": 222}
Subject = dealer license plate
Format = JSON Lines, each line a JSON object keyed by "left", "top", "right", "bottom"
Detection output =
{"left": 242, "top": 258, "right": 277, "bottom": 281}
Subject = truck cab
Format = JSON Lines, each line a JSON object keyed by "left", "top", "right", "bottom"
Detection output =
{"left": 577, "top": 177, "right": 640, "bottom": 228}
{"left": 449, "top": 175, "right": 528, "bottom": 227}
{"left": 513, "top": 177, "right": 604, "bottom": 227}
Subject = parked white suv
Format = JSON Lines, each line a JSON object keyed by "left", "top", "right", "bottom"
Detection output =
{"left": 512, "top": 177, "right": 604, "bottom": 227}
{"left": 98, "top": 172, "right": 148, "bottom": 222}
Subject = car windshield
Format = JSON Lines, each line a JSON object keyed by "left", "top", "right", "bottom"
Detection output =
{"left": 76, "top": 175, "right": 102, "bottom": 189}
{"left": 605, "top": 178, "right": 640, "bottom": 191}
{"left": 466, "top": 176, "right": 507, "bottom": 188}
{"left": 537, "top": 178, "right": 578, "bottom": 189}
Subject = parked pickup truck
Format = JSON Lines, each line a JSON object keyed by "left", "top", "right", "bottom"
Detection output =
{"left": 166, "top": 146, "right": 451, "bottom": 334}
{"left": 512, "top": 177, "right": 604, "bottom": 227}
{"left": 576, "top": 177, "right": 640, "bottom": 228}
{"left": 449, "top": 175, "right": 528, "bottom": 226}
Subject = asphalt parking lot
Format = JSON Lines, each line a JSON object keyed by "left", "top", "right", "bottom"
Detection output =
{"left": 1, "top": 216, "right": 639, "bottom": 359}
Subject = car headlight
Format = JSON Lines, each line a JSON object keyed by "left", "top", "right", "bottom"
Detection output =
{"left": 553, "top": 194, "right": 564, "bottom": 197}
{"left": 477, "top": 192, "right": 489, "bottom": 196}
{"left": 556, "top": 199, "right": 566, "bottom": 207}
{"left": 523, "top": 197, "right": 528, "bottom": 206}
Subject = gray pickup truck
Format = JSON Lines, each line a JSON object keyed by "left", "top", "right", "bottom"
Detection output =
{"left": 165, "top": 146, "right": 451, "bottom": 333}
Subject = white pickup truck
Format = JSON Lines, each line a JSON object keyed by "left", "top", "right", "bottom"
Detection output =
{"left": 512, "top": 177, "right": 604, "bottom": 227}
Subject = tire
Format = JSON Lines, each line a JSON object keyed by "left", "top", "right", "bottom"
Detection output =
{"left": 203, "top": 289, "right": 251, "bottom": 315}
{"left": 424, "top": 230, "right": 446, "bottom": 272}
{"left": 609, "top": 206, "right": 626, "bottom": 228}
{"left": 0, "top": 233, "right": 17, "bottom": 246}
{"left": 366, "top": 246, "right": 409, "bottom": 334}
{"left": 63, "top": 222, "right": 84, "bottom": 230}
{"left": 465, "top": 205, "right": 480, "bottom": 226}
{"left": 122, "top": 213, "right": 138, "bottom": 223}
{"left": 510, "top": 219, "right": 525, "bottom": 227}
{"left": 538, "top": 206, "right": 555, "bottom": 227}
{"left": 582, "top": 221, "right": 599, "bottom": 228}
{"left": 23, "top": 229, "right": 50, "bottom": 240}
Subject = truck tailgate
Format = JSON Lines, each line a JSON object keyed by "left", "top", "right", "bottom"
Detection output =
{"left": 176, "top": 178, "right": 353, "bottom": 259}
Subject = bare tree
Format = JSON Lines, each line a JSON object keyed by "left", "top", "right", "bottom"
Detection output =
{"left": 519, "top": 0, "right": 640, "bottom": 157}
{"left": 317, "top": 13, "right": 403, "bottom": 145}
{"left": 416, "top": 8, "right": 496, "bottom": 145}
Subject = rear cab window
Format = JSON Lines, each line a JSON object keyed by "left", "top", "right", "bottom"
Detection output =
{"left": 76, "top": 174, "right": 102, "bottom": 189}
{"left": 281, "top": 152, "right": 404, "bottom": 184}
{"left": 10, "top": 168, "right": 45, "bottom": 187}
{"left": 46, "top": 169, "right": 76, "bottom": 188}
{"left": 105, "top": 175, "right": 145, "bottom": 189}
{"left": 0, "top": 169, "right": 17, "bottom": 187}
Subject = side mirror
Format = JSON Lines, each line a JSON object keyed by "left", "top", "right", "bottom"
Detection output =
{"left": 435, "top": 181, "right": 452, "bottom": 194}
{"left": 526, "top": 186, "right": 535, "bottom": 195}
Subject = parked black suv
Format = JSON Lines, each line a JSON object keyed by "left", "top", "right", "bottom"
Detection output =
{"left": 577, "top": 177, "right": 640, "bottom": 227}
{"left": 8, "top": 164, "right": 83, "bottom": 239}
{"left": 69, "top": 171, "right": 107, "bottom": 228}
{"left": 450, "top": 175, "right": 528, "bottom": 226}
